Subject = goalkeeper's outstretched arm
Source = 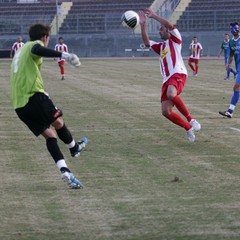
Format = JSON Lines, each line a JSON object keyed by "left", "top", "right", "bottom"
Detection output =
{"left": 31, "top": 44, "right": 81, "bottom": 67}
{"left": 31, "top": 44, "right": 62, "bottom": 58}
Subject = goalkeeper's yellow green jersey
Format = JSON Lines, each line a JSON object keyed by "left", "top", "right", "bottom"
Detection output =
{"left": 10, "top": 40, "right": 46, "bottom": 109}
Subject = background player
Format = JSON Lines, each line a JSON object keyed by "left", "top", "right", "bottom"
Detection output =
{"left": 138, "top": 8, "right": 201, "bottom": 143}
{"left": 218, "top": 33, "right": 237, "bottom": 80}
{"left": 10, "top": 24, "right": 87, "bottom": 189}
{"left": 10, "top": 36, "right": 24, "bottom": 58}
{"left": 219, "top": 22, "right": 240, "bottom": 118}
{"left": 54, "top": 36, "right": 68, "bottom": 80}
{"left": 188, "top": 36, "right": 203, "bottom": 77}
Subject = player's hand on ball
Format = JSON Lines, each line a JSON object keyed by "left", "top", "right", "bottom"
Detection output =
{"left": 62, "top": 52, "right": 81, "bottom": 67}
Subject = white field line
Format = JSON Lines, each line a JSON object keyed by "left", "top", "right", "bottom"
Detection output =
{"left": 230, "top": 127, "right": 240, "bottom": 132}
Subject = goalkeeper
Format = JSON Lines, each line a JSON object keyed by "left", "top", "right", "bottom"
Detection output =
{"left": 10, "top": 24, "right": 87, "bottom": 189}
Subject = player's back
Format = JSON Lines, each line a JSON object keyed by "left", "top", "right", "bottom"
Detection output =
{"left": 10, "top": 40, "right": 44, "bottom": 109}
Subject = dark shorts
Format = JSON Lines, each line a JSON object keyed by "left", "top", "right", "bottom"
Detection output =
{"left": 15, "top": 93, "right": 62, "bottom": 136}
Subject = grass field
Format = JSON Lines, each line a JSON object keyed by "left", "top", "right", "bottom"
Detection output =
{"left": 1, "top": 58, "right": 240, "bottom": 240}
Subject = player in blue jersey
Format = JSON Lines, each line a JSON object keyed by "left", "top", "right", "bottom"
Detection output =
{"left": 219, "top": 23, "right": 240, "bottom": 118}
{"left": 218, "top": 33, "right": 237, "bottom": 80}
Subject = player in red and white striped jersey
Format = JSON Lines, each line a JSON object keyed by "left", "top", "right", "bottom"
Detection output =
{"left": 139, "top": 8, "right": 201, "bottom": 143}
{"left": 54, "top": 37, "right": 69, "bottom": 80}
{"left": 10, "top": 36, "right": 24, "bottom": 58}
{"left": 188, "top": 36, "right": 203, "bottom": 76}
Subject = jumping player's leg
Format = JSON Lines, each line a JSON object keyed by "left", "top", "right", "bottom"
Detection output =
{"left": 162, "top": 85, "right": 192, "bottom": 131}
{"left": 166, "top": 75, "right": 193, "bottom": 122}
{"left": 162, "top": 100, "right": 192, "bottom": 131}
{"left": 172, "top": 95, "right": 192, "bottom": 122}
{"left": 161, "top": 75, "right": 201, "bottom": 142}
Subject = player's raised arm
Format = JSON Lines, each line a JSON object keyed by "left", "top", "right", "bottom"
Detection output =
{"left": 138, "top": 10, "right": 150, "bottom": 47}
{"left": 143, "top": 8, "right": 174, "bottom": 30}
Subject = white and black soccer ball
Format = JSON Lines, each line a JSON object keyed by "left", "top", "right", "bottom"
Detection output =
{"left": 121, "top": 10, "right": 140, "bottom": 29}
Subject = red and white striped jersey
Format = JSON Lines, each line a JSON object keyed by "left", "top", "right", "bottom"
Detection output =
{"left": 189, "top": 42, "right": 203, "bottom": 59}
{"left": 150, "top": 27, "right": 187, "bottom": 84}
{"left": 54, "top": 43, "right": 68, "bottom": 62}
{"left": 11, "top": 42, "right": 24, "bottom": 54}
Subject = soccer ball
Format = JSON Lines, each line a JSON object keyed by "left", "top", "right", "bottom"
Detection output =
{"left": 121, "top": 10, "right": 140, "bottom": 29}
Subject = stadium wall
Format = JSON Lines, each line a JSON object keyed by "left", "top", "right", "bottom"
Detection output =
{"left": 0, "top": 31, "right": 227, "bottom": 58}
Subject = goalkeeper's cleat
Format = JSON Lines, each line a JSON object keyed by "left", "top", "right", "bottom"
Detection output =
{"left": 70, "top": 137, "right": 88, "bottom": 157}
{"left": 186, "top": 127, "right": 195, "bottom": 143}
{"left": 224, "top": 77, "right": 230, "bottom": 80}
{"left": 219, "top": 111, "right": 233, "bottom": 118}
{"left": 61, "top": 171, "right": 84, "bottom": 189}
{"left": 190, "top": 119, "right": 201, "bottom": 132}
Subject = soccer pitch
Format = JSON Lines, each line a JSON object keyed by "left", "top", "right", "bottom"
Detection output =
{"left": 1, "top": 58, "right": 240, "bottom": 240}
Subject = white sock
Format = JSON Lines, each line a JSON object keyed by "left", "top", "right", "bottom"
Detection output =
{"left": 56, "top": 159, "right": 68, "bottom": 171}
{"left": 229, "top": 104, "right": 236, "bottom": 111}
{"left": 68, "top": 140, "right": 76, "bottom": 149}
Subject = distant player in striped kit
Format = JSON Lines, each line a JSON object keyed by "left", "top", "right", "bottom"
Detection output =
{"left": 188, "top": 36, "right": 203, "bottom": 77}
{"left": 138, "top": 8, "right": 201, "bottom": 143}
{"left": 10, "top": 36, "right": 24, "bottom": 58}
{"left": 54, "top": 37, "right": 68, "bottom": 80}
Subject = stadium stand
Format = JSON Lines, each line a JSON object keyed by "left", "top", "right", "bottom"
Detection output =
{"left": 0, "top": 0, "right": 155, "bottom": 57}
{"left": 176, "top": 0, "right": 240, "bottom": 31}
{"left": 0, "top": 2, "right": 56, "bottom": 34}
{"left": 0, "top": 0, "right": 154, "bottom": 35}
{"left": 0, "top": 0, "right": 17, "bottom": 2}
{"left": 0, "top": 0, "right": 237, "bottom": 57}
{"left": 59, "top": 0, "right": 154, "bottom": 34}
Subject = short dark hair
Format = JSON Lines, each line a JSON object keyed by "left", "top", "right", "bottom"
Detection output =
{"left": 230, "top": 22, "right": 239, "bottom": 26}
{"left": 29, "top": 24, "right": 51, "bottom": 41}
{"left": 58, "top": 36, "right": 63, "bottom": 40}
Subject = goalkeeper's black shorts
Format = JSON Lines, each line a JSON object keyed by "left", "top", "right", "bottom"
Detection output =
{"left": 15, "top": 92, "right": 62, "bottom": 136}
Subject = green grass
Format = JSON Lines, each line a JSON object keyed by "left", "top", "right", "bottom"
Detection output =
{"left": 1, "top": 58, "right": 240, "bottom": 240}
